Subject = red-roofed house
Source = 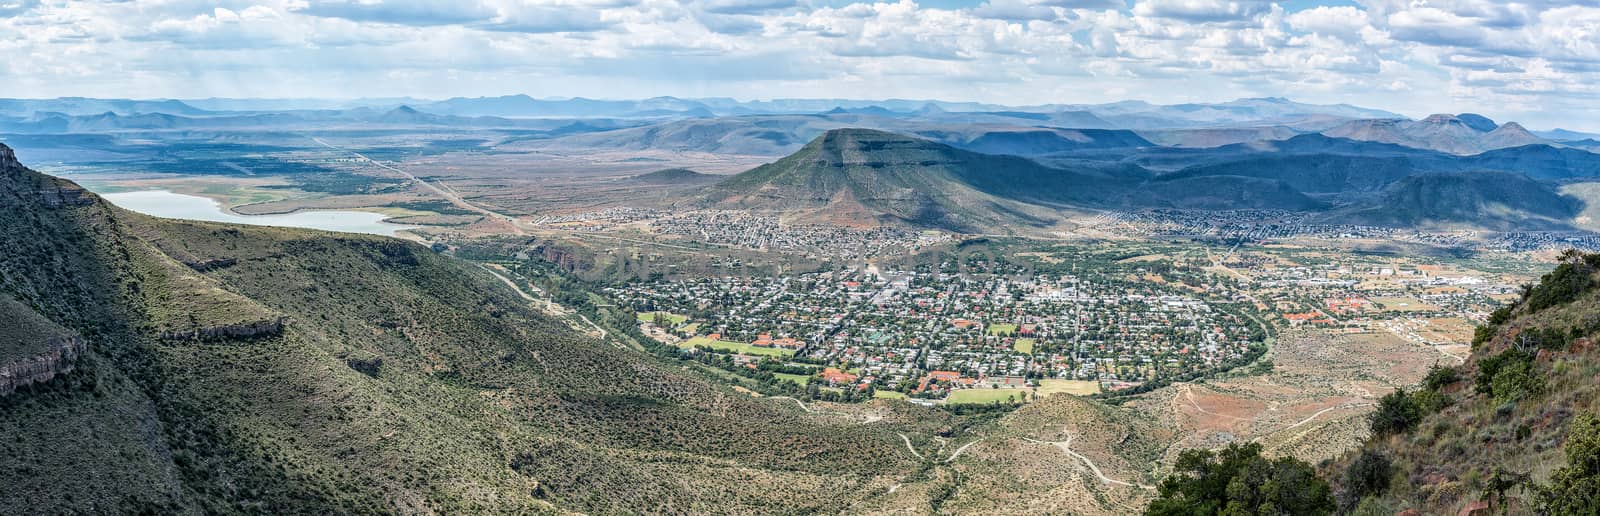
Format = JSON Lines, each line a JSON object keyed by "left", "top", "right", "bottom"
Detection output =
{"left": 820, "top": 368, "right": 858, "bottom": 385}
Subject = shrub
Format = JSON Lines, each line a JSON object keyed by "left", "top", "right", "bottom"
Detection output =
{"left": 1422, "top": 364, "right": 1459, "bottom": 391}
{"left": 1471, "top": 324, "right": 1497, "bottom": 349}
{"left": 1475, "top": 349, "right": 1537, "bottom": 399}
{"left": 1524, "top": 262, "right": 1594, "bottom": 314}
{"left": 1412, "top": 389, "right": 1450, "bottom": 414}
{"left": 1371, "top": 389, "right": 1422, "bottom": 437}
{"left": 1344, "top": 449, "right": 1393, "bottom": 501}
{"left": 1539, "top": 414, "right": 1600, "bottom": 514}
{"left": 1489, "top": 357, "right": 1543, "bottom": 403}
{"left": 1146, "top": 442, "right": 1335, "bottom": 516}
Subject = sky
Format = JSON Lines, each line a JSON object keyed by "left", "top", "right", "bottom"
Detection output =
{"left": 1, "top": 0, "right": 1598, "bottom": 131}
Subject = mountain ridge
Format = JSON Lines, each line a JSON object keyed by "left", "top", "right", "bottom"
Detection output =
{"left": 0, "top": 143, "right": 922, "bottom": 513}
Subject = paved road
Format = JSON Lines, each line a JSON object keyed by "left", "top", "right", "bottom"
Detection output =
{"left": 311, "top": 137, "right": 526, "bottom": 234}
{"left": 477, "top": 264, "right": 619, "bottom": 348}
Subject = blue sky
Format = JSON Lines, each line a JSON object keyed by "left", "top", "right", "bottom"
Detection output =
{"left": 1, "top": 1, "right": 1598, "bottom": 130}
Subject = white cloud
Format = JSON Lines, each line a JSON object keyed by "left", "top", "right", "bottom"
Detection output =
{"left": 1131, "top": 0, "right": 1273, "bottom": 23}
{"left": 0, "top": 0, "right": 1596, "bottom": 130}
{"left": 1287, "top": 5, "right": 1367, "bottom": 40}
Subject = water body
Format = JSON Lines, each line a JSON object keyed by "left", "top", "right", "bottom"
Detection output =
{"left": 101, "top": 190, "right": 416, "bottom": 237}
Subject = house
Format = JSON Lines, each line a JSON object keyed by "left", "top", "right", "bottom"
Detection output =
{"left": 820, "top": 367, "right": 858, "bottom": 385}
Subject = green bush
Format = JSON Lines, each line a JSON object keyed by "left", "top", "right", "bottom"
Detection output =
{"left": 1371, "top": 389, "right": 1422, "bottom": 437}
{"left": 1145, "top": 442, "right": 1335, "bottom": 516}
{"left": 1344, "top": 449, "right": 1393, "bottom": 501}
{"left": 1475, "top": 349, "right": 1544, "bottom": 403}
{"left": 1422, "top": 364, "right": 1459, "bottom": 391}
{"left": 1539, "top": 414, "right": 1600, "bottom": 514}
{"left": 1472, "top": 324, "right": 1498, "bottom": 350}
{"left": 1475, "top": 349, "right": 1537, "bottom": 399}
{"left": 1524, "top": 262, "right": 1594, "bottom": 314}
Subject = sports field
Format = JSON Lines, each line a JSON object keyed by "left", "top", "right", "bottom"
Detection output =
{"left": 774, "top": 372, "right": 811, "bottom": 385}
{"left": 680, "top": 337, "right": 793, "bottom": 358}
{"left": 1038, "top": 379, "right": 1100, "bottom": 396}
{"left": 946, "top": 388, "right": 1029, "bottom": 405}
{"left": 1013, "top": 338, "right": 1035, "bottom": 353}
{"left": 987, "top": 323, "right": 1018, "bottom": 336}
{"left": 637, "top": 311, "right": 689, "bottom": 325}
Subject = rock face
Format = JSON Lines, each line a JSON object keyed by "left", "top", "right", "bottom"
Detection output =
{"left": 159, "top": 317, "right": 287, "bottom": 341}
{"left": 0, "top": 336, "right": 87, "bottom": 397}
{"left": 0, "top": 143, "right": 18, "bottom": 169}
{"left": 1, "top": 144, "right": 92, "bottom": 208}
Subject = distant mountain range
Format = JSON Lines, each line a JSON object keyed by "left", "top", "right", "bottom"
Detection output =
{"left": 1323, "top": 113, "right": 1547, "bottom": 155}
{"left": 695, "top": 129, "right": 1600, "bottom": 232}
{"left": 0, "top": 95, "right": 1408, "bottom": 128}
{"left": 2, "top": 95, "right": 1597, "bottom": 233}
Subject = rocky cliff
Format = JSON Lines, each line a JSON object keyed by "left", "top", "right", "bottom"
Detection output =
{"left": 0, "top": 336, "right": 86, "bottom": 396}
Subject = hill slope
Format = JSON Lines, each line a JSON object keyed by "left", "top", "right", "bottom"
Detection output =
{"left": 697, "top": 128, "right": 1124, "bottom": 231}
{"left": 1323, "top": 253, "right": 1600, "bottom": 514}
{"left": 0, "top": 143, "right": 917, "bottom": 513}
{"left": 1332, "top": 171, "right": 1582, "bottom": 230}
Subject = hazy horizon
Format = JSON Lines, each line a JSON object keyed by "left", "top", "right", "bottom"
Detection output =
{"left": 2, "top": 1, "right": 1597, "bottom": 131}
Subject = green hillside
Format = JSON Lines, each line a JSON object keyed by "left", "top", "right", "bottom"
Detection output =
{"left": 1335, "top": 171, "right": 1582, "bottom": 230}
{"left": 0, "top": 144, "right": 916, "bottom": 513}
{"left": 1321, "top": 250, "right": 1600, "bottom": 513}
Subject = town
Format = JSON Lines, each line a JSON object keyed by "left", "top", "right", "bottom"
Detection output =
{"left": 606, "top": 259, "right": 1264, "bottom": 404}
{"left": 584, "top": 232, "right": 1535, "bottom": 407}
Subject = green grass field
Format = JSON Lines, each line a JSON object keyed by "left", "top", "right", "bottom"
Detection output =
{"left": 773, "top": 372, "right": 811, "bottom": 386}
{"left": 680, "top": 337, "right": 794, "bottom": 358}
{"left": 871, "top": 390, "right": 908, "bottom": 400}
{"left": 1037, "top": 379, "right": 1100, "bottom": 396}
{"left": 987, "top": 323, "right": 1018, "bottom": 336}
{"left": 946, "top": 388, "right": 1029, "bottom": 405}
{"left": 637, "top": 311, "right": 689, "bottom": 325}
{"left": 1013, "top": 338, "right": 1035, "bottom": 353}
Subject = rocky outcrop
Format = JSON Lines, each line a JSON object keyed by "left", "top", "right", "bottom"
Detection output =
{"left": 0, "top": 144, "right": 18, "bottom": 169}
{"left": 159, "top": 317, "right": 287, "bottom": 341}
{"left": 1, "top": 144, "right": 92, "bottom": 208}
{"left": 346, "top": 355, "right": 383, "bottom": 377}
{"left": 531, "top": 241, "right": 591, "bottom": 273}
{"left": 182, "top": 257, "right": 238, "bottom": 272}
{"left": 0, "top": 336, "right": 87, "bottom": 397}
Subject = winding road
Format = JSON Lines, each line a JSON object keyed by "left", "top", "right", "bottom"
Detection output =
{"left": 311, "top": 136, "right": 526, "bottom": 234}
{"left": 1019, "top": 433, "right": 1154, "bottom": 490}
{"left": 942, "top": 438, "right": 985, "bottom": 463}
{"left": 898, "top": 433, "right": 925, "bottom": 460}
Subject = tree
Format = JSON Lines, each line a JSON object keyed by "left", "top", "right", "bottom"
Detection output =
{"left": 1370, "top": 389, "right": 1421, "bottom": 437}
{"left": 1539, "top": 414, "right": 1600, "bottom": 514}
{"left": 1145, "top": 442, "right": 1335, "bottom": 516}
{"left": 1344, "top": 449, "right": 1392, "bottom": 503}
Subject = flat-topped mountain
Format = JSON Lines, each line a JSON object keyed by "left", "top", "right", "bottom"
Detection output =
{"left": 697, "top": 128, "right": 1598, "bottom": 233}
{"left": 1324, "top": 113, "right": 1550, "bottom": 154}
{"left": 698, "top": 128, "right": 1122, "bottom": 230}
